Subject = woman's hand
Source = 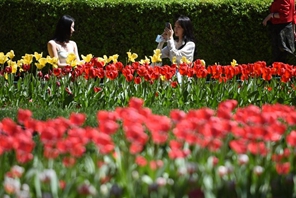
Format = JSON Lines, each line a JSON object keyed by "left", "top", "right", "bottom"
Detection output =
{"left": 263, "top": 13, "right": 273, "bottom": 26}
{"left": 165, "top": 23, "right": 174, "bottom": 39}
{"left": 161, "top": 24, "right": 174, "bottom": 40}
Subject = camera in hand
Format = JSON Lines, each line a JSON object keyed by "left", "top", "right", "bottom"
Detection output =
{"left": 165, "top": 22, "right": 171, "bottom": 29}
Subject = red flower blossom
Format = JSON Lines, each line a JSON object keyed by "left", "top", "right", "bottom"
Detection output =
{"left": 217, "top": 99, "right": 237, "bottom": 119}
{"left": 170, "top": 109, "right": 186, "bottom": 123}
{"left": 17, "top": 109, "right": 32, "bottom": 125}
{"left": 168, "top": 147, "right": 190, "bottom": 159}
{"left": 137, "top": 66, "right": 148, "bottom": 77}
{"left": 130, "top": 142, "right": 143, "bottom": 154}
{"left": 1, "top": 118, "right": 19, "bottom": 136}
{"left": 247, "top": 141, "right": 268, "bottom": 156}
{"left": 97, "top": 110, "right": 118, "bottom": 122}
{"left": 69, "top": 112, "right": 86, "bottom": 126}
{"left": 115, "top": 62, "right": 124, "bottom": 71}
{"left": 128, "top": 97, "right": 144, "bottom": 110}
{"left": 15, "top": 151, "right": 33, "bottom": 163}
{"left": 265, "top": 86, "right": 272, "bottom": 91}
{"left": 99, "top": 120, "right": 119, "bottom": 135}
{"left": 70, "top": 143, "right": 86, "bottom": 157}
{"left": 62, "top": 156, "right": 76, "bottom": 167}
{"left": 229, "top": 139, "right": 248, "bottom": 154}
{"left": 44, "top": 146, "right": 60, "bottom": 159}
{"left": 22, "top": 64, "right": 30, "bottom": 72}
{"left": 92, "top": 131, "right": 114, "bottom": 154}
{"left": 171, "top": 81, "right": 178, "bottom": 88}
{"left": 275, "top": 162, "right": 290, "bottom": 175}
{"left": 135, "top": 155, "right": 147, "bottom": 166}
{"left": 59, "top": 180, "right": 66, "bottom": 190}
{"left": 106, "top": 70, "right": 118, "bottom": 80}
{"left": 134, "top": 76, "right": 141, "bottom": 84}
{"left": 286, "top": 130, "right": 296, "bottom": 147}
{"left": 94, "top": 86, "right": 102, "bottom": 93}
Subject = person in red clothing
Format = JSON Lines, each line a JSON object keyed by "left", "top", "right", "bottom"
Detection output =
{"left": 263, "top": 0, "right": 296, "bottom": 64}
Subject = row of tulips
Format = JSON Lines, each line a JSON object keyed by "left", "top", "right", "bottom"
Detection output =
{"left": 1, "top": 97, "right": 296, "bottom": 197}
{"left": 0, "top": 50, "right": 296, "bottom": 109}
{"left": 1, "top": 50, "right": 295, "bottom": 83}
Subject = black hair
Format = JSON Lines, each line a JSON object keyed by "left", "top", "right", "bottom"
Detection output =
{"left": 52, "top": 15, "right": 75, "bottom": 43}
{"left": 175, "top": 15, "right": 195, "bottom": 50}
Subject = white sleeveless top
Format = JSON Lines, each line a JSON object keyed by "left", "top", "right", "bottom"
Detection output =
{"left": 57, "top": 47, "right": 69, "bottom": 64}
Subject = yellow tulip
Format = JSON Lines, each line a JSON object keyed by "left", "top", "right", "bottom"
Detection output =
{"left": 6, "top": 50, "right": 15, "bottom": 60}
{"left": 0, "top": 52, "right": 8, "bottom": 64}
{"left": 139, "top": 56, "right": 150, "bottom": 65}
{"left": 150, "top": 55, "right": 160, "bottom": 64}
{"left": 231, "top": 59, "right": 238, "bottom": 67}
{"left": 172, "top": 56, "right": 177, "bottom": 64}
{"left": 22, "top": 54, "right": 33, "bottom": 65}
{"left": 200, "top": 59, "right": 206, "bottom": 67}
{"left": 150, "top": 49, "right": 162, "bottom": 64}
{"left": 35, "top": 63, "right": 43, "bottom": 70}
{"left": 180, "top": 56, "right": 190, "bottom": 64}
{"left": 17, "top": 60, "right": 22, "bottom": 67}
{"left": 66, "top": 53, "right": 77, "bottom": 65}
{"left": 97, "top": 55, "right": 110, "bottom": 66}
{"left": 34, "top": 52, "right": 43, "bottom": 61}
{"left": 153, "top": 49, "right": 161, "bottom": 57}
{"left": 70, "top": 60, "right": 78, "bottom": 67}
{"left": 160, "top": 75, "right": 166, "bottom": 81}
{"left": 127, "top": 51, "right": 138, "bottom": 62}
{"left": 46, "top": 56, "right": 58, "bottom": 69}
{"left": 109, "top": 54, "right": 119, "bottom": 63}
{"left": 7, "top": 60, "right": 17, "bottom": 74}
{"left": 81, "top": 54, "right": 93, "bottom": 63}
{"left": 35, "top": 58, "right": 47, "bottom": 70}
{"left": 4, "top": 73, "right": 8, "bottom": 80}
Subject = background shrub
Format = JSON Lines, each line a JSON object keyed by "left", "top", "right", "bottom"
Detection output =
{"left": 0, "top": 0, "right": 282, "bottom": 65}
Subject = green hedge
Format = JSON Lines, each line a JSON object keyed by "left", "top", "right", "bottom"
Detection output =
{"left": 0, "top": 0, "right": 278, "bottom": 65}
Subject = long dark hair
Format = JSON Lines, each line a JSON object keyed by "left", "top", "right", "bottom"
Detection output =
{"left": 175, "top": 15, "right": 195, "bottom": 50}
{"left": 53, "top": 15, "right": 75, "bottom": 43}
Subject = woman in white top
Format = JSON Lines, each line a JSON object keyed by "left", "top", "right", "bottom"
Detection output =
{"left": 157, "top": 15, "right": 196, "bottom": 64}
{"left": 47, "top": 15, "right": 80, "bottom": 67}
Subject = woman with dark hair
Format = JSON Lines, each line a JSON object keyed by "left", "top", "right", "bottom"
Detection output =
{"left": 157, "top": 15, "right": 196, "bottom": 64}
{"left": 47, "top": 15, "right": 80, "bottom": 67}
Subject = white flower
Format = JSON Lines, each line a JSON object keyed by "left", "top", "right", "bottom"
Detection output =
{"left": 253, "top": 166, "right": 264, "bottom": 176}
{"left": 238, "top": 154, "right": 249, "bottom": 165}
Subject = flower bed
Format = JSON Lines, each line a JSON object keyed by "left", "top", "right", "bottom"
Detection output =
{"left": 0, "top": 50, "right": 295, "bottom": 109}
{"left": 0, "top": 50, "right": 296, "bottom": 197}
{"left": 1, "top": 97, "right": 296, "bottom": 197}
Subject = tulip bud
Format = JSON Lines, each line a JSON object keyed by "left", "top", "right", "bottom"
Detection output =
{"left": 37, "top": 71, "right": 43, "bottom": 78}
{"left": 132, "top": 171, "right": 139, "bottom": 180}
{"left": 77, "top": 182, "right": 96, "bottom": 196}
{"left": 208, "top": 156, "right": 219, "bottom": 166}
{"left": 238, "top": 154, "right": 249, "bottom": 165}
{"left": 100, "top": 184, "right": 108, "bottom": 196}
{"left": 187, "top": 163, "right": 197, "bottom": 174}
{"left": 218, "top": 166, "right": 228, "bottom": 177}
{"left": 9, "top": 165, "right": 24, "bottom": 178}
{"left": 44, "top": 74, "right": 49, "bottom": 81}
{"left": 253, "top": 166, "right": 264, "bottom": 176}
{"left": 39, "top": 169, "right": 55, "bottom": 183}
{"left": 4, "top": 177, "right": 20, "bottom": 194}
{"left": 156, "top": 177, "right": 167, "bottom": 187}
